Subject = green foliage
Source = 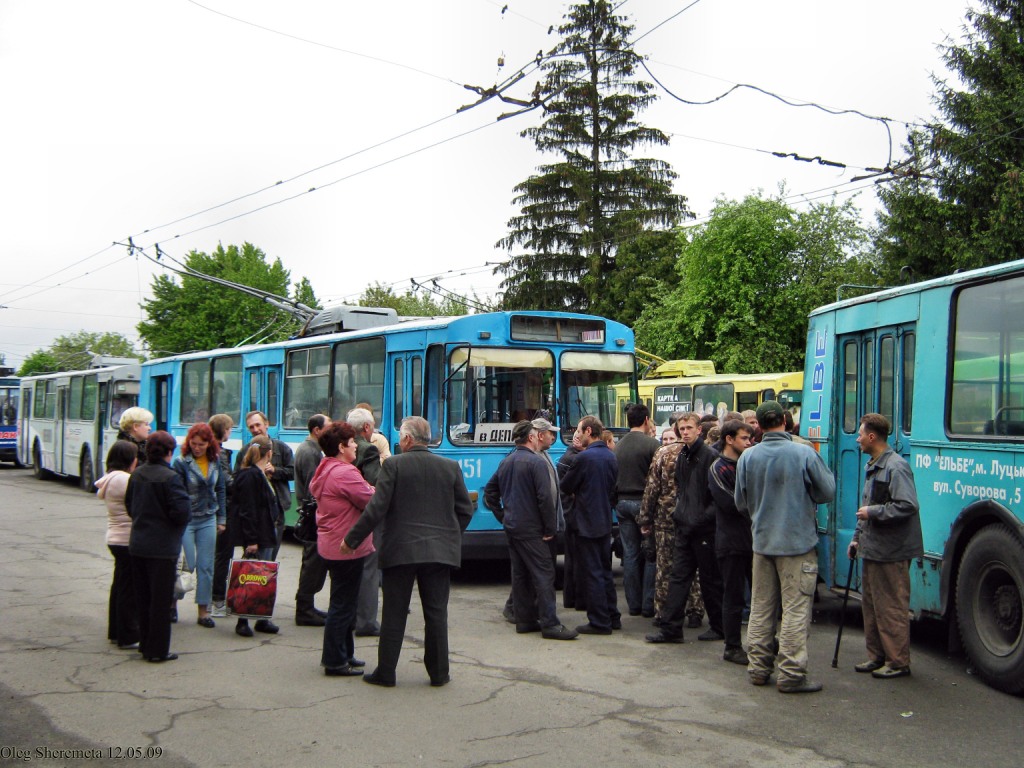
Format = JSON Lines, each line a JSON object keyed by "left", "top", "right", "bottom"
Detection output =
{"left": 496, "top": 0, "right": 689, "bottom": 316}
{"left": 874, "top": 0, "right": 1024, "bottom": 279}
{"left": 17, "top": 331, "right": 139, "bottom": 376}
{"left": 137, "top": 243, "right": 319, "bottom": 356}
{"left": 17, "top": 350, "right": 60, "bottom": 376}
{"left": 358, "top": 283, "right": 479, "bottom": 316}
{"left": 635, "top": 193, "right": 871, "bottom": 373}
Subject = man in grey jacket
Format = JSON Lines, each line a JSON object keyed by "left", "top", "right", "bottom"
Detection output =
{"left": 342, "top": 417, "right": 474, "bottom": 687}
{"left": 735, "top": 400, "right": 835, "bottom": 693}
{"left": 849, "top": 413, "right": 922, "bottom": 679}
{"left": 293, "top": 414, "right": 330, "bottom": 626}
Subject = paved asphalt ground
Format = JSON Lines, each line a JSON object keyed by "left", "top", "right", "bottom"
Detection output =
{"left": 0, "top": 465, "right": 1021, "bottom": 768}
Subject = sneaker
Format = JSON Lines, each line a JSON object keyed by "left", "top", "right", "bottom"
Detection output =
{"left": 698, "top": 628, "right": 725, "bottom": 642}
{"left": 854, "top": 659, "right": 885, "bottom": 673}
{"left": 645, "top": 630, "right": 684, "bottom": 644}
{"left": 871, "top": 665, "right": 911, "bottom": 679}
{"left": 210, "top": 601, "right": 227, "bottom": 618}
{"left": 777, "top": 678, "right": 823, "bottom": 694}
{"left": 723, "top": 647, "right": 749, "bottom": 665}
{"left": 541, "top": 624, "right": 579, "bottom": 641}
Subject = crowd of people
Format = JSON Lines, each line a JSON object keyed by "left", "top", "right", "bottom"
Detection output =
{"left": 100, "top": 399, "right": 923, "bottom": 692}
{"left": 485, "top": 402, "right": 923, "bottom": 694}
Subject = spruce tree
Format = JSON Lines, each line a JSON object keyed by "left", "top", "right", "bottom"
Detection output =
{"left": 875, "top": 0, "right": 1024, "bottom": 279}
{"left": 496, "top": 0, "right": 688, "bottom": 319}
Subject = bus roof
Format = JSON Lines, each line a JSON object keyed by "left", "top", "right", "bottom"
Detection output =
{"left": 810, "top": 258, "right": 1024, "bottom": 317}
{"left": 143, "top": 310, "right": 633, "bottom": 364}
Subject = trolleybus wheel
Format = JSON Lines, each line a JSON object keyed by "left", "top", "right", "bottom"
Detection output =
{"left": 79, "top": 447, "right": 95, "bottom": 492}
{"left": 956, "top": 524, "right": 1024, "bottom": 694}
{"left": 32, "top": 441, "right": 50, "bottom": 481}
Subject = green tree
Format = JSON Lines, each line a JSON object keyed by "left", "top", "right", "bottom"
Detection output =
{"left": 496, "top": 0, "right": 688, "bottom": 317}
{"left": 137, "top": 243, "right": 319, "bottom": 356}
{"left": 635, "top": 193, "right": 871, "bottom": 373}
{"left": 359, "top": 283, "right": 481, "bottom": 316}
{"left": 17, "top": 331, "right": 139, "bottom": 375}
{"left": 874, "top": 0, "right": 1024, "bottom": 278}
{"left": 17, "top": 350, "right": 60, "bottom": 376}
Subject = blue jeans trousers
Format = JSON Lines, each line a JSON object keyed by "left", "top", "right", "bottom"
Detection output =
{"left": 616, "top": 501, "right": 655, "bottom": 615}
{"left": 181, "top": 514, "right": 217, "bottom": 606}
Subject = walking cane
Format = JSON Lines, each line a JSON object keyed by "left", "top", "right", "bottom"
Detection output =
{"left": 831, "top": 554, "right": 856, "bottom": 668}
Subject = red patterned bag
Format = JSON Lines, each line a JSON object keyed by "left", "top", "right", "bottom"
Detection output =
{"left": 227, "top": 559, "right": 279, "bottom": 618}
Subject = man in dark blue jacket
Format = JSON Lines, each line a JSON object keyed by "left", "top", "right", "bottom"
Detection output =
{"left": 484, "top": 421, "right": 577, "bottom": 641}
{"left": 559, "top": 416, "right": 620, "bottom": 635}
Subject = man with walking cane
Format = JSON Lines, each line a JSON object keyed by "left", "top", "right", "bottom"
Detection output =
{"left": 848, "top": 413, "right": 923, "bottom": 679}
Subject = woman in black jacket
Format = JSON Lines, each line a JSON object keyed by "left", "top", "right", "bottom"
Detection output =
{"left": 228, "top": 435, "right": 282, "bottom": 637}
{"left": 126, "top": 431, "right": 191, "bottom": 663}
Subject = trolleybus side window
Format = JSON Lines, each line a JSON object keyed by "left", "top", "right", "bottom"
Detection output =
{"left": 879, "top": 335, "right": 895, "bottom": 427}
{"left": 181, "top": 359, "right": 211, "bottom": 424}
{"left": 331, "top": 338, "right": 384, "bottom": 425}
{"left": 950, "top": 275, "right": 1024, "bottom": 437}
{"left": 902, "top": 333, "right": 915, "bottom": 434}
{"left": 284, "top": 346, "right": 330, "bottom": 429}
{"left": 211, "top": 356, "right": 243, "bottom": 424}
{"left": 393, "top": 358, "right": 404, "bottom": 428}
{"left": 69, "top": 377, "right": 84, "bottom": 420}
{"left": 693, "top": 382, "right": 733, "bottom": 417}
{"left": 842, "top": 341, "right": 857, "bottom": 433}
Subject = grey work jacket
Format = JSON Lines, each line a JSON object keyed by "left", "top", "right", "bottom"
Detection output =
{"left": 853, "top": 447, "right": 924, "bottom": 562}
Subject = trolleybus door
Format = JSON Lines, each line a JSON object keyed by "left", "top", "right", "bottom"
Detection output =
{"left": 390, "top": 353, "right": 423, "bottom": 452}
{"left": 55, "top": 384, "right": 68, "bottom": 475}
{"left": 834, "top": 323, "right": 915, "bottom": 587}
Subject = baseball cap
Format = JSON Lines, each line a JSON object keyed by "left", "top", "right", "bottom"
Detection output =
{"left": 755, "top": 400, "right": 785, "bottom": 422}
{"left": 531, "top": 417, "right": 558, "bottom": 434}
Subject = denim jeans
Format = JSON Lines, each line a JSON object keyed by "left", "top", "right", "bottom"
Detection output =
{"left": 181, "top": 514, "right": 217, "bottom": 606}
{"left": 616, "top": 500, "right": 655, "bottom": 615}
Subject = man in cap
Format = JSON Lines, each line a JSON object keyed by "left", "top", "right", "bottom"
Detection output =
{"left": 735, "top": 400, "right": 835, "bottom": 693}
{"left": 484, "top": 421, "right": 577, "bottom": 641}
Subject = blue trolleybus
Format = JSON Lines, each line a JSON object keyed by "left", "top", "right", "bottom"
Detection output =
{"left": 139, "top": 310, "right": 638, "bottom": 559}
{"left": 803, "top": 258, "right": 1024, "bottom": 694}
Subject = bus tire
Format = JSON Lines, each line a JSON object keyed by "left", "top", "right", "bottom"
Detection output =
{"left": 79, "top": 447, "right": 95, "bottom": 492}
{"left": 955, "top": 524, "right": 1024, "bottom": 694}
{"left": 32, "top": 441, "right": 50, "bottom": 481}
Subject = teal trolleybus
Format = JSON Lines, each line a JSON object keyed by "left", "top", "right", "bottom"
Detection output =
{"left": 804, "top": 258, "right": 1024, "bottom": 693}
{"left": 139, "top": 310, "right": 638, "bottom": 559}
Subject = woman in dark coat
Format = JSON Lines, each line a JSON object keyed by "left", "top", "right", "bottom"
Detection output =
{"left": 228, "top": 434, "right": 282, "bottom": 637}
{"left": 125, "top": 431, "right": 191, "bottom": 663}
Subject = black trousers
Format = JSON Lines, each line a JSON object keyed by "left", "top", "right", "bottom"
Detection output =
{"left": 562, "top": 528, "right": 588, "bottom": 610}
{"left": 131, "top": 556, "right": 177, "bottom": 660}
{"left": 376, "top": 563, "right": 451, "bottom": 684}
{"left": 107, "top": 544, "right": 138, "bottom": 646}
{"left": 658, "top": 526, "right": 724, "bottom": 637}
{"left": 212, "top": 527, "right": 233, "bottom": 603}
{"left": 508, "top": 535, "right": 559, "bottom": 628}
{"left": 718, "top": 552, "right": 753, "bottom": 650}
{"left": 295, "top": 540, "right": 329, "bottom": 609}
{"left": 576, "top": 535, "right": 620, "bottom": 630}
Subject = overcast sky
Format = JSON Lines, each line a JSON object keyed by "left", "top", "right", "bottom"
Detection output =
{"left": 0, "top": 0, "right": 972, "bottom": 368}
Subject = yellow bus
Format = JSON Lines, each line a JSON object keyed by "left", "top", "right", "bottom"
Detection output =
{"left": 637, "top": 370, "right": 803, "bottom": 429}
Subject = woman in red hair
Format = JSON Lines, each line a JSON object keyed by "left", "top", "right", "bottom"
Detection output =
{"left": 173, "top": 422, "right": 226, "bottom": 628}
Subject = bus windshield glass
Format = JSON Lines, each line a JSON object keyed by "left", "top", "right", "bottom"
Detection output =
{"left": 1, "top": 386, "right": 17, "bottom": 425}
{"left": 447, "top": 347, "right": 554, "bottom": 445}
{"left": 561, "top": 352, "right": 634, "bottom": 432}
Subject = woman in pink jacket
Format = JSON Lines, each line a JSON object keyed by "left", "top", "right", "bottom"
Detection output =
{"left": 96, "top": 440, "right": 141, "bottom": 649}
{"left": 309, "top": 421, "right": 375, "bottom": 677}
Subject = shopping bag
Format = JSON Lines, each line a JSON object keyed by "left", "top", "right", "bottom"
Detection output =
{"left": 174, "top": 550, "right": 196, "bottom": 600}
{"left": 226, "top": 559, "right": 279, "bottom": 618}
